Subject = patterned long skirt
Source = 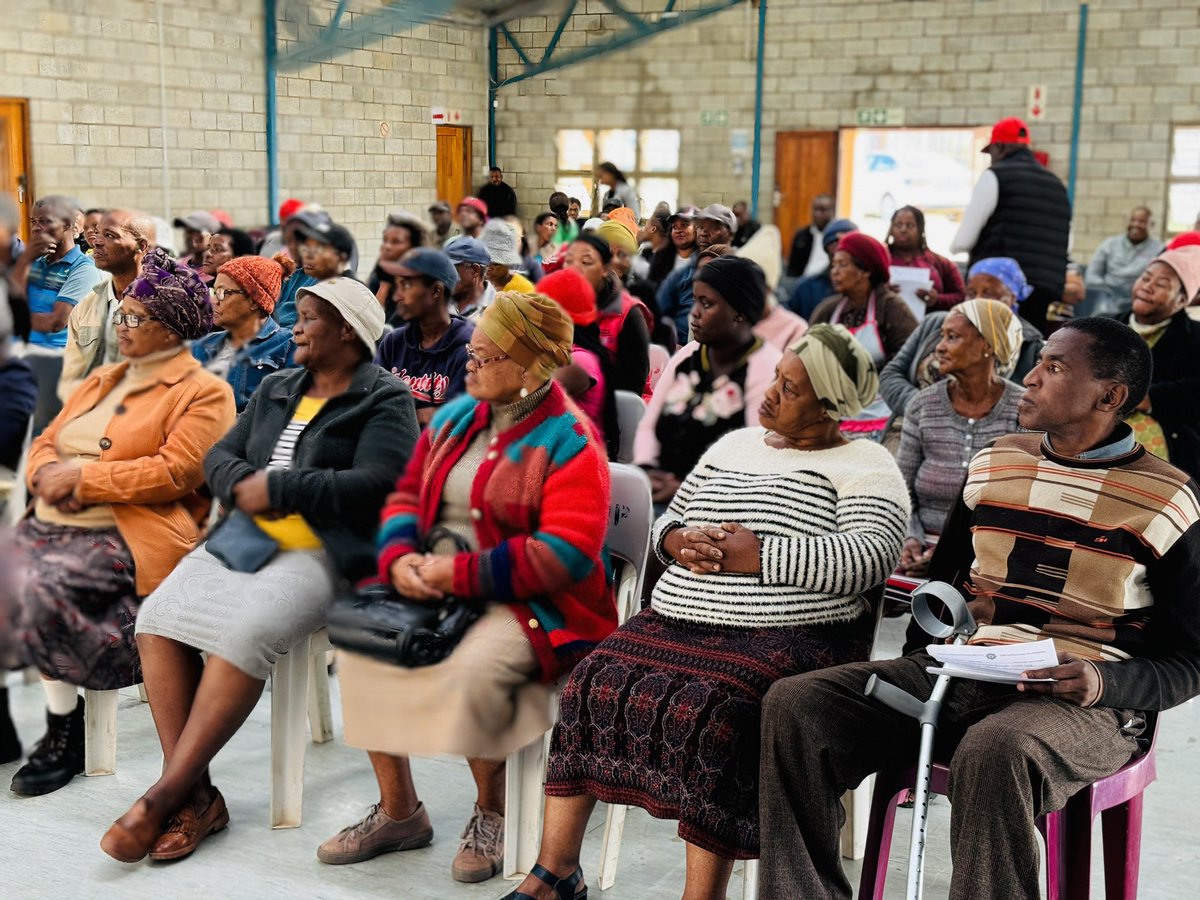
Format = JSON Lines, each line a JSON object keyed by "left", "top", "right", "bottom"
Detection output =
{"left": 13, "top": 517, "right": 140, "bottom": 690}
{"left": 545, "top": 608, "right": 872, "bottom": 859}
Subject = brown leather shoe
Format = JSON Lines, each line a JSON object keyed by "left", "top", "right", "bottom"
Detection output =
{"left": 148, "top": 789, "right": 230, "bottom": 861}
{"left": 317, "top": 802, "right": 434, "bottom": 865}
{"left": 101, "top": 798, "right": 169, "bottom": 863}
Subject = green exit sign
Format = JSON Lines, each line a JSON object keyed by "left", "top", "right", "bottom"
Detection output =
{"left": 855, "top": 107, "right": 906, "bottom": 126}
{"left": 700, "top": 109, "right": 730, "bottom": 127}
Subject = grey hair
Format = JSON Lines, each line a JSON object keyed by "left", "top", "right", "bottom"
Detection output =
{"left": 33, "top": 195, "right": 82, "bottom": 228}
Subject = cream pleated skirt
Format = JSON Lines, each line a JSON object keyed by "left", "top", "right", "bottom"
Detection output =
{"left": 338, "top": 604, "right": 554, "bottom": 760}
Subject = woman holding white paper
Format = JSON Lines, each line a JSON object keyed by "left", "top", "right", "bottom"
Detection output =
{"left": 886, "top": 205, "right": 965, "bottom": 314}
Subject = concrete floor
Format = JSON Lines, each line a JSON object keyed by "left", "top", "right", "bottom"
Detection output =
{"left": 2, "top": 617, "right": 1198, "bottom": 899}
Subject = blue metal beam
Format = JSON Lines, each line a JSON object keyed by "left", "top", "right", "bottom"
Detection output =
{"left": 265, "top": 0, "right": 280, "bottom": 226}
{"left": 499, "top": 23, "right": 534, "bottom": 67}
{"left": 1067, "top": 2, "right": 1088, "bottom": 208}
{"left": 488, "top": 24, "right": 498, "bottom": 169}
{"left": 750, "top": 0, "right": 766, "bottom": 220}
{"left": 603, "top": 0, "right": 652, "bottom": 34}
{"left": 542, "top": 0, "right": 577, "bottom": 66}
{"left": 276, "top": 0, "right": 448, "bottom": 72}
{"left": 493, "top": 0, "right": 744, "bottom": 90}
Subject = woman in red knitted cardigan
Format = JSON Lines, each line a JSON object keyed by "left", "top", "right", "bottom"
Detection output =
{"left": 320, "top": 291, "right": 617, "bottom": 887}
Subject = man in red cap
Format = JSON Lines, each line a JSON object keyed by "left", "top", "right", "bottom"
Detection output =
{"left": 456, "top": 196, "right": 488, "bottom": 240}
{"left": 951, "top": 117, "right": 1071, "bottom": 335}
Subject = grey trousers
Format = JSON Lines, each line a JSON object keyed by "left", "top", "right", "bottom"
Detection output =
{"left": 758, "top": 651, "right": 1145, "bottom": 900}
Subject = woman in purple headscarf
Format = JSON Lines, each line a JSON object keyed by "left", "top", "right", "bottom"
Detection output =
{"left": 7, "top": 249, "right": 236, "bottom": 799}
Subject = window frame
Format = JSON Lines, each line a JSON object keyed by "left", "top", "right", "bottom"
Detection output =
{"left": 1166, "top": 124, "right": 1200, "bottom": 236}
{"left": 554, "top": 128, "right": 681, "bottom": 219}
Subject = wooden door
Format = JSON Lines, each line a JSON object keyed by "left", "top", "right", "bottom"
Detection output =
{"left": 773, "top": 131, "right": 838, "bottom": 255}
{"left": 0, "top": 98, "right": 33, "bottom": 242}
{"left": 436, "top": 126, "right": 472, "bottom": 207}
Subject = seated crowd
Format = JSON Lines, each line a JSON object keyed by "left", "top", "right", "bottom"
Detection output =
{"left": 1, "top": 155, "right": 1200, "bottom": 900}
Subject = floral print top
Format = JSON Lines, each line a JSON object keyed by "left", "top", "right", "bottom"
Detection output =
{"left": 654, "top": 339, "right": 763, "bottom": 480}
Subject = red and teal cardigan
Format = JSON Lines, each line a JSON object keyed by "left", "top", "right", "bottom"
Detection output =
{"left": 377, "top": 381, "right": 617, "bottom": 682}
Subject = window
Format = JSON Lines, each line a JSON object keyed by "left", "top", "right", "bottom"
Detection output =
{"left": 837, "top": 126, "right": 993, "bottom": 258}
{"left": 554, "top": 129, "right": 681, "bottom": 219}
{"left": 1167, "top": 126, "right": 1200, "bottom": 235}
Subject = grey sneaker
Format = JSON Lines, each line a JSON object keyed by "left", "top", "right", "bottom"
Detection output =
{"left": 316, "top": 802, "right": 433, "bottom": 865}
{"left": 450, "top": 803, "right": 505, "bottom": 883}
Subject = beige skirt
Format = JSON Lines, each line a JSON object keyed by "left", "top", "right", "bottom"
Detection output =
{"left": 339, "top": 604, "right": 554, "bottom": 760}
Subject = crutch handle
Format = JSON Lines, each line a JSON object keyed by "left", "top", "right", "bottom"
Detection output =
{"left": 911, "top": 581, "right": 978, "bottom": 642}
{"left": 864, "top": 674, "right": 926, "bottom": 721}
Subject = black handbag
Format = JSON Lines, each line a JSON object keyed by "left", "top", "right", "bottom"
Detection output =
{"left": 326, "top": 527, "right": 483, "bottom": 668}
{"left": 205, "top": 510, "right": 280, "bottom": 573}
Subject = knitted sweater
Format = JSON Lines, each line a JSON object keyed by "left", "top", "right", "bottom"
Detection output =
{"left": 376, "top": 381, "right": 617, "bottom": 682}
{"left": 931, "top": 429, "right": 1200, "bottom": 711}
{"left": 896, "top": 379, "right": 1024, "bottom": 543}
{"left": 650, "top": 427, "right": 909, "bottom": 627}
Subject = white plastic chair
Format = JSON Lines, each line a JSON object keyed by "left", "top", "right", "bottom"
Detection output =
{"left": 647, "top": 344, "right": 671, "bottom": 392}
{"left": 503, "top": 464, "right": 654, "bottom": 879}
{"left": 613, "top": 390, "right": 645, "bottom": 464}
{"left": 269, "top": 628, "right": 334, "bottom": 828}
{"left": 81, "top": 682, "right": 150, "bottom": 777}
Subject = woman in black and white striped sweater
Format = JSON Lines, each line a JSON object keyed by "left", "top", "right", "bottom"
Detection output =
{"left": 507, "top": 324, "right": 910, "bottom": 900}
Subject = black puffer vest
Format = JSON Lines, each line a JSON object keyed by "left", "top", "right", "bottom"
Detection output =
{"left": 970, "top": 148, "right": 1071, "bottom": 299}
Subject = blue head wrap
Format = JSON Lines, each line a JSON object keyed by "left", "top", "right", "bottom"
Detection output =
{"left": 967, "top": 257, "right": 1033, "bottom": 304}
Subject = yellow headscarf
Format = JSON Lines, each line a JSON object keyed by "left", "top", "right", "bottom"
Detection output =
{"left": 478, "top": 291, "right": 575, "bottom": 381}
{"left": 597, "top": 219, "right": 638, "bottom": 255}
{"left": 951, "top": 299, "right": 1024, "bottom": 377}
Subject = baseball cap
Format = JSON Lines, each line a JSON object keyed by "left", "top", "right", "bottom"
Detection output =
{"left": 293, "top": 219, "right": 356, "bottom": 258}
{"left": 457, "top": 196, "right": 488, "bottom": 218}
{"left": 279, "top": 198, "right": 305, "bottom": 222}
{"left": 173, "top": 210, "right": 221, "bottom": 233}
{"left": 668, "top": 205, "right": 701, "bottom": 224}
{"left": 393, "top": 247, "right": 460, "bottom": 290}
{"left": 697, "top": 204, "right": 737, "bottom": 233}
{"left": 983, "top": 117, "right": 1032, "bottom": 152}
{"left": 298, "top": 277, "right": 385, "bottom": 356}
{"left": 444, "top": 236, "right": 491, "bottom": 267}
{"left": 428, "top": 200, "right": 452, "bottom": 214}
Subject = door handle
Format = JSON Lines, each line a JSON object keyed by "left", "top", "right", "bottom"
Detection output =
{"left": 17, "top": 173, "right": 27, "bottom": 203}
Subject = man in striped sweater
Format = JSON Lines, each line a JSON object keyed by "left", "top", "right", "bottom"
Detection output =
{"left": 759, "top": 317, "right": 1200, "bottom": 900}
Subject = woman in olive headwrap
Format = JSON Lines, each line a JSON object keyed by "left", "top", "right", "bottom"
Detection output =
{"left": 318, "top": 291, "right": 618, "bottom": 888}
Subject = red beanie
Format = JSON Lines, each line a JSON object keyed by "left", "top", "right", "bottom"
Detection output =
{"left": 217, "top": 254, "right": 294, "bottom": 315}
{"left": 1167, "top": 231, "right": 1200, "bottom": 251}
{"left": 537, "top": 268, "right": 597, "bottom": 326}
{"left": 837, "top": 232, "right": 891, "bottom": 286}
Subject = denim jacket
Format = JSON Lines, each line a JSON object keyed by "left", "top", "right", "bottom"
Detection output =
{"left": 191, "top": 318, "right": 297, "bottom": 411}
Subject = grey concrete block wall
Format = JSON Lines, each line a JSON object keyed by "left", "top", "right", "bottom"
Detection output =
{"left": 493, "top": 0, "right": 1200, "bottom": 259}
{"left": 4, "top": 0, "right": 488, "bottom": 270}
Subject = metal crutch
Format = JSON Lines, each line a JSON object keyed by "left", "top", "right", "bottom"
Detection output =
{"left": 863, "top": 581, "right": 978, "bottom": 900}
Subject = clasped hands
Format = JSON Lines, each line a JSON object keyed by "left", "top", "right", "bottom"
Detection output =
{"left": 663, "top": 522, "right": 761, "bottom": 575}
{"left": 389, "top": 553, "right": 455, "bottom": 600}
{"left": 31, "top": 462, "right": 83, "bottom": 514}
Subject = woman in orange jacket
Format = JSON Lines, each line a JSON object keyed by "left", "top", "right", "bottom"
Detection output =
{"left": 9, "top": 249, "right": 235, "bottom": 799}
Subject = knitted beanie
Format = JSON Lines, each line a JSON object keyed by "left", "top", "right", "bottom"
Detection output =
{"left": 537, "top": 268, "right": 598, "bottom": 326}
{"left": 218, "top": 254, "right": 294, "bottom": 315}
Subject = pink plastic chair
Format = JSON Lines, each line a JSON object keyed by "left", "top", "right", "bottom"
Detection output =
{"left": 858, "top": 714, "right": 1158, "bottom": 900}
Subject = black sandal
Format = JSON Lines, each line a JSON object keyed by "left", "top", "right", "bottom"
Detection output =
{"left": 497, "top": 863, "right": 587, "bottom": 900}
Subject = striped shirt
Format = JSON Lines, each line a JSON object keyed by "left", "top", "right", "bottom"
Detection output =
{"left": 651, "top": 427, "right": 910, "bottom": 628}
{"left": 255, "top": 396, "right": 327, "bottom": 551}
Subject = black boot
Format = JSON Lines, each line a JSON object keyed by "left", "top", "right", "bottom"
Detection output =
{"left": 10, "top": 695, "right": 84, "bottom": 795}
{"left": 0, "top": 687, "right": 21, "bottom": 765}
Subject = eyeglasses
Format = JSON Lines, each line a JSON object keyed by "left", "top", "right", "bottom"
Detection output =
{"left": 112, "top": 312, "right": 158, "bottom": 328}
{"left": 465, "top": 345, "right": 509, "bottom": 368}
{"left": 212, "top": 287, "right": 248, "bottom": 302}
